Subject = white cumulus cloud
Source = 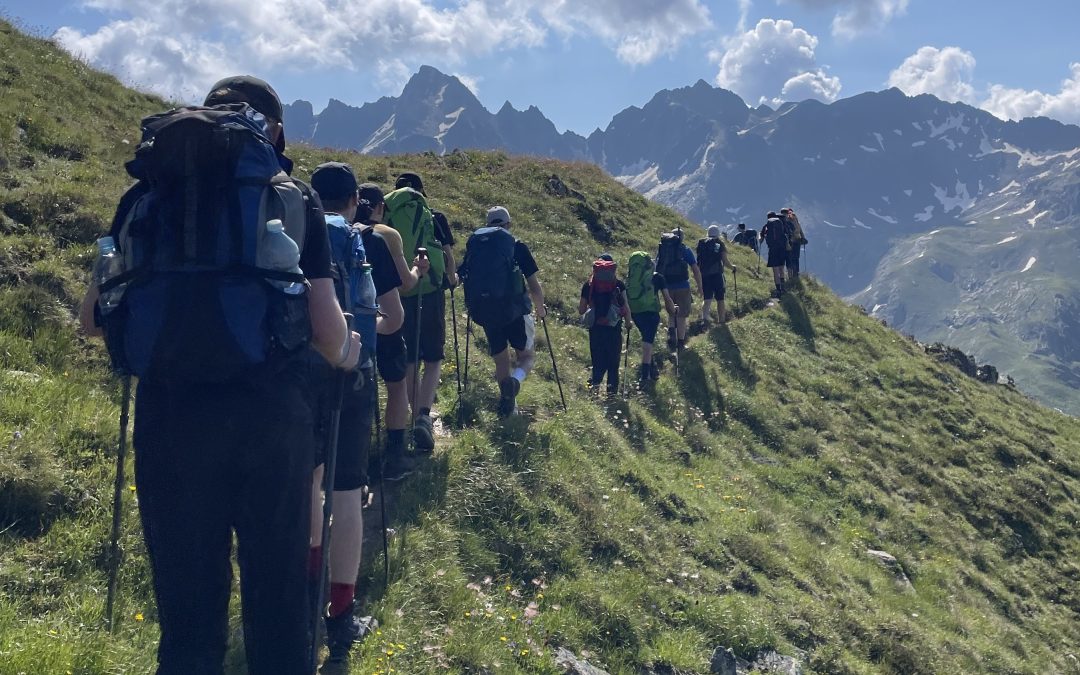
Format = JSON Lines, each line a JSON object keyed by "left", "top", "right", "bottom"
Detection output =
{"left": 712, "top": 18, "right": 841, "bottom": 106}
{"left": 982, "top": 63, "right": 1080, "bottom": 125}
{"left": 886, "top": 46, "right": 976, "bottom": 103}
{"left": 782, "top": 0, "right": 909, "bottom": 38}
{"left": 53, "top": 0, "right": 711, "bottom": 101}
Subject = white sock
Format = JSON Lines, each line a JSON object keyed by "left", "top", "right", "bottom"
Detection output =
{"left": 702, "top": 300, "right": 713, "bottom": 320}
{"left": 512, "top": 367, "right": 527, "bottom": 383}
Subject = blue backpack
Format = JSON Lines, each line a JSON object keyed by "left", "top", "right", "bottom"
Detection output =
{"left": 100, "top": 104, "right": 312, "bottom": 381}
{"left": 326, "top": 214, "right": 378, "bottom": 367}
{"left": 462, "top": 226, "right": 528, "bottom": 328}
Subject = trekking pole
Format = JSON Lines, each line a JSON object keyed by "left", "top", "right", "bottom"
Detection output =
{"left": 460, "top": 313, "right": 471, "bottom": 428}
{"left": 621, "top": 319, "right": 631, "bottom": 397}
{"left": 312, "top": 315, "right": 353, "bottom": 673}
{"left": 372, "top": 369, "right": 390, "bottom": 590}
{"left": 104, "top": 374, "right": 131, "bottom": 633}
{"left": 409, "top": 249, "right": 428, "bottom": 452}
{"left": 733, "top": 268, "right": 739, "bottom": 316}
{"left": 540, "top": 316, "right": 568, "bottom": 412}
{"left": 450, "top": 286, "right": 462, "bottom": 397}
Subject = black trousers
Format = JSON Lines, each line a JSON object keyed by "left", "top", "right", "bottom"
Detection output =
{"left": 133, "top": 361, "right": 315, "bottom": 675}
{"left": 589, "top": 325, "right": 622, "bottom": 393}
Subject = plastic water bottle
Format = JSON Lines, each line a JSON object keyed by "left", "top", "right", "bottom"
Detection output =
{"left": 94, "top": 236, "right": 126, "bottom": 314}
{"left": 259, "top": 219, "right": 305, "bottom": 294}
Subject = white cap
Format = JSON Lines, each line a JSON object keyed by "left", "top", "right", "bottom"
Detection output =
{"left": 486, "top": 206, "right": 511, "bottom": 226}
{"left": 707, "top": 224, "right": 721, "bottom": 238}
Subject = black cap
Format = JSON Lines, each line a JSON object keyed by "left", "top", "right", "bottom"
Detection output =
{"left": 204, "top": 75, "right": 283, "bottom": 121}
{"left": 357, "top": 183, "right": 385, "bottom": 206}
{"left": 738, "top": 223, "right": 746, "bottom": 229}
{"left": 311, "top": 162, "right": 358, "bottom": 202}
{"left": 395, "top": 172, "right": 424, "bottom": 195}
{"left": 598, "top": 253, "right": 614, "bottom": 261}
{"left": 767, "top": 211, "right": 778, "bottom": 219}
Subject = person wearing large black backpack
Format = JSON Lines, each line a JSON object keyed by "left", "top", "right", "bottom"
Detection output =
{"left": 459, "top": 206, "right": 546, "bottom": 417}
{"left": 655, "top": 228, "right": 702, "bottom": 349}
{"left": 696, "top": 225, "right": 737, "bottom": 326}
{"left": 78, "top": 76, "right": 361, "bottom": 675}
{"left": 308, "top": 162, "right": 407, "bottom": 664}
{"left": 780, "top": 208, "right": 808, "bottom": 280}
{"left": 760, "top": 211, "right": 793, "bottom": 298}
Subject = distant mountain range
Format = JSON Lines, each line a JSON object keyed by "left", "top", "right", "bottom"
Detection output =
{"left": 284, "top": 66, "right": 1080, "bottom": 414}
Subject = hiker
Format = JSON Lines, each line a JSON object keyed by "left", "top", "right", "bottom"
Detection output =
{"left": 78, "top": 76, "right": 361, "bottom": 675}
{"left": 578, "top": 254, "right": 630, "bottom": 395}
{"left": 780, "top": 208, "right": 808, "bottom": 279}
{"left": 656, "top": 228, "right": 702, "bottom": 349}
{"left": 383, "top": 173, "right": 457, "bottom": 453}
{"left": 732, "top": 223, "right": 759, "bottom": 254}
{"left": 760, "top": 211, "right": 791, "bottom": 297}
{"left": 459, "top": 206, "right": 546, "bottom": 416}
{"left": 352, "top": 183, "right": 429, "bottom": 481}
{"left": 308, "top": 162, "right": 407, "bottom": 662}
{"left": 625, "top": 251, "right": 678, "bottom": 383}
{"left": 696, "top": 225, "right": 737, "bottom": 325}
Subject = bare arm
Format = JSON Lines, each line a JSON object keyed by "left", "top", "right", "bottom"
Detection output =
{"left": 692, "top": 264, "right": 703, "bottom": 295}
{"left": 526, "top": 273, "right": 546, "bottom": 319}
{"left": 309, "top": 278, "right": 361, "bottom": 369}
{"left": 376, "top": 288, "right": 404, "bottom": 335}
{"left": 443, "top": 245, "right": 458, "bottom": 288}
{"left": 578, "top": 291, "right": 589, "bottom": 316}
{"left": 79, "top": 285, "right": 103, "bottom": 337}
{"left": 377, "top": 225, "right": 424, "bottom": 292}
{"left": 723, "top": 250, "right": 735, "bottom": 272}
{"left": 661, "top": 288, "right": 677, "bottom": 316}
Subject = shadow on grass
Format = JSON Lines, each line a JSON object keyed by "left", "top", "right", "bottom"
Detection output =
{"left": 781, "top": 291, "right": 816, "bottom": 353}
{"left": 709, "top": 323, "right": 758, "bottom": 388}
{"left": 678, "top": 349, "right": 726, "bottom": 430}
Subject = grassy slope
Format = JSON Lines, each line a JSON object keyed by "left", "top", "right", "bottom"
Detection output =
{"left": 2, "top": 20, "right": 1080, "bottom": 675}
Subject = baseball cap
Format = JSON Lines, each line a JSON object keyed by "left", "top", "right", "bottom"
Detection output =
{"left": 486, "top": 206, "right": 511, "bottom": 226}
{"left": 204, "top": 75, "right": 283, "bottom": 121}
{"left": 395, "top": 172, "right": 425, "bottom": 195}
{"left": 598, "top": 253, "right": 614, "bottom": 261}
{"left": 310, "top": 162, "right": 358, "bottom": 202}
{"left": 357, "top": 183, "right": 385, "bottom": 207}
{"left": 707, "top": 225, "right": 721, "bottom": 238}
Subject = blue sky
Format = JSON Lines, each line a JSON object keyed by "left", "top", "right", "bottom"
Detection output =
{"left": 6, "top": 1, "right": 1079, "bottom": 132}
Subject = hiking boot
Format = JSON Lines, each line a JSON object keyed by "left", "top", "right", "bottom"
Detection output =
{"left": 498, "top": 376, "right": 521, "bottom": 417}
{"left": 638, "top": 363, "right": 651, "bottom": 383}
{"left": 650, "top": 362, "right": 661, "bottom": 380}
{"left": 325, "top": 603, "right": 378, "bottom": 663}
{"left": 382, "top": 452, "right": 415, "bottom": 482}
{"left": 413, "top": 414, "right": 435, "bottom": 452}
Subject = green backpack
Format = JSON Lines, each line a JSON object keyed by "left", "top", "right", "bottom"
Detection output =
{"left": 383, "top": 187, "right": 446, "bottom": 297}
{"left": 626, "top": 251, "right": 660, "bottom": 314}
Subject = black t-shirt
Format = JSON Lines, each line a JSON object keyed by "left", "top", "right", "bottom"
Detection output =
{"left": 651, "top": 273, "right": 668, "bottom": 292}
{"left": 360, "top": 226, "right": 402, "bottom": 297}
{"left": 515, "top": 241, "right": 539, "bottom": 278}
{"left": 431, "top": 210, "right": 456, "bottom": 248}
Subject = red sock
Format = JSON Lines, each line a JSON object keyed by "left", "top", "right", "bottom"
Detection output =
{"left": 307, "top": 546, "right": 322, "bottom": 579}
{"left": 329, "top": 583, "right": 355, "bottom": 618}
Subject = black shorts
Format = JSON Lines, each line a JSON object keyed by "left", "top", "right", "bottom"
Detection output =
{"left": 313, "top": 367, "right": 375, "bottom": 491}
{"left": 376, "top": 331, "right": 407, "bottom": 383}
{"left": 702, "top": 273, "right": 725, "bottom": 300}
{"left": 631, "top": 312, "right": 661, "bottom": 344}
{"left": 402, "top": 290, "right": 446, "bottom": 363}
{"left": 483, "top": 314, "right": 536, "bottom": 356}
{"left": 767, "top": 245, "right": 788, "bottom": 269}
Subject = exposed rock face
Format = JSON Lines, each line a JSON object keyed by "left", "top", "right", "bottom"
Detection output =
{"left": 867, "top": 549, "right": 915, "bottom": 593}
{"left": 554, "top": 647, "right": 611, "bottom": 675}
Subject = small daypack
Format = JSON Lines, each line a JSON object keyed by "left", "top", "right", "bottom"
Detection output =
{"left": 462, "top": 226, "right": 527, "bottom": 327}
{"left": 384, "top": 187, "right": 445, "bottom": 297}
{"left": 764, "top": 217, "right": 790, "bottom": 251}
{"left": 582, "top": 259, "right": 623, "bottom": 328}
{"left": 626, "top": 251, "right": 660, "bottom": 314}
{"left": 101, "top": 104, "right": 311, "bottom": 382}
{"left": 656, "top": 232, "right": 689, "bottom": 283}
{"left": 327, "top": 214, "right": 379, "bottom": 367}
{"left": 696, "top": 237, "right": 725, "bottom": 276}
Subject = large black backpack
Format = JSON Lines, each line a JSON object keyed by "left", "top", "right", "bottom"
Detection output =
{"left": 656, "top": 232, "right": 689, "bottom": 283}
{"left": 100, "top": 104, "right": 311, "bottom": 382}
{"left": 462, "top": 226, "right": 528, "bottom": 327}
{"left": 696, "top": 238, "right": 725, "bottom": 276}
{"left": 764, "top": 217, "right": 791, "bottom": 251}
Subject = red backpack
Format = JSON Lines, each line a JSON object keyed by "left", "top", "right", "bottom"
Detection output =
{"left": 584, "top": 259, "right": 623, "bottom": 327}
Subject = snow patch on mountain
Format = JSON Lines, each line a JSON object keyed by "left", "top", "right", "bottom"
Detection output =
{"left": 1028, "top": 210, "right": 1050, "bottom": 227}
{"left": 904, "top": 189, "right": 913, "bottom": 196}
{"left": 996, "top": 235, "right": 1018, "bottom": 245}
{"left": 873, "top": 132, "right": 885, "bottom": 150}
{"left": 1011, "top": 200, "right": 1037, "bottom": 216}
{"left": 834, "top": 158, "right": 848, "bottom": 165}
{"left": 853, "top": 218, "right": 872, "bottom": 230}
{"left": 914, "top": 206, "right": 934, "bottom": 222}
{"left": 823, "top": 220, "right": 845, "bottom": 228}
{"left": 860, "top": 145, "right": 879, "bottom": 153}
{"left": 435, "top": 107, "right": 465, "bottom": 140}
{"left": 362, "top": 114, "right": 397, "bottom": 153}
{"left": 912, "top": 141, "right": 926, "bottom": 147}
{"left": 932, "top": 181, "right": 974, "bottom": 213}
{"left": 1021, "top": 257, "right": 1037, "bottom": 273}
{"left": 867, "top": 208, "right": 898, "bottom": 224}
